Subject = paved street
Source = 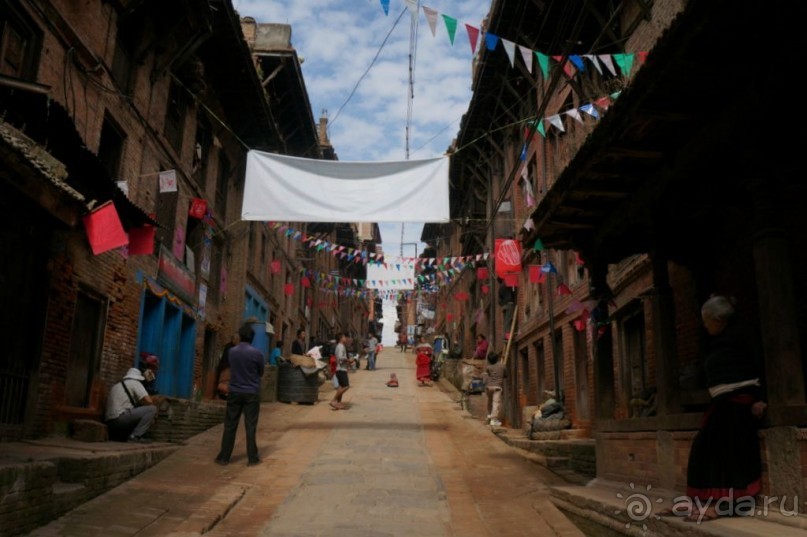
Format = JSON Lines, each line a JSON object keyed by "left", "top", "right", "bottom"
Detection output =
{"left": 28, "top": 349, "right": 582, "bottom": 537}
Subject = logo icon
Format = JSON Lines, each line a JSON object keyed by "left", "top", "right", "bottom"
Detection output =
{"left": 614, "top": 483, "right": 664, "bottom": 530}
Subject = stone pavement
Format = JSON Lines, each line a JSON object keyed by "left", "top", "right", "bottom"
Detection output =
{"left": 25, "top": 349, "right": 583, "bottom": 537}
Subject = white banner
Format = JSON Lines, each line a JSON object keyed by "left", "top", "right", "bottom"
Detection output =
{"left": 242, "top": 150, "right": 450, "bottom": 222}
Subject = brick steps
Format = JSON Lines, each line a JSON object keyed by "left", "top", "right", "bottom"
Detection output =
{"left": 0, "top": 441, "right": 178, "bottom": 536}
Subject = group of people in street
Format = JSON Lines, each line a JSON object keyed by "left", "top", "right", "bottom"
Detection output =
{"left": 105, "top": 293, "right": 767, "bottom": 525}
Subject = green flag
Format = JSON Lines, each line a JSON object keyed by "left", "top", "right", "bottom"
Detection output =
{"left": 613, "top": 53, "right": 634, "bottom": 77}
{"left": 533, "top": 238, "right": 544, "bottom": 251}
{"left": 534, "top": 51, "right": 550, "bottom": 78}
{"left": 442, "top": 15, "right": 458, "bottom": 45}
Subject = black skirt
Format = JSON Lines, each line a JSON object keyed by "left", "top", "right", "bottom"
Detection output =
{"left": 686, "top": 391, "right": 762, "bottom": 501}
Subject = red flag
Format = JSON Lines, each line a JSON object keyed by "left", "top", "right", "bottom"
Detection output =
{"left": 557, "top": 283, "right": 572, "bottom": 295}
{"left": 301, "top": 276, "right": 311, "bottom": 288}
{"left": 637, "top": 51, "right": 648, "bottom": 65}
{"left": 528, "top": 265, "right": 546, "bottom": 283}
{"left": 465, "top": 24, "right": 480, "bottom": 54}
{"left": 503, "top": 273, "right": 519, "bottom": 287}
{"left": 188, "top": 198, "right": 207, "bottom": 219}
{"left": 82, "top": 201, "right": 128, "bottom": 255}
{"left": 446, "top": 313, "right": 454, "bottom": 322}
{"left": 128, "top": 225, "right": 155, "bottom": 255}
{"left": 270, "top": 260, "right": 281, "bottom": 274}
{"left": 494, "top": 238, "right": 522, "bottom": 277}
{"left": 481, "top": 284, "right": 490, "bottom": 295}
{"left": 283, "top": 283, "right": 294, "bottom": 296}
{"left": 575, "top": 251, "right": 585, "bottom": 266}
{"left": 574, "top": 319, "right": 586, "bottom": 332}
{"left": 476, "top": 267, "right": 489, "bottom": 280}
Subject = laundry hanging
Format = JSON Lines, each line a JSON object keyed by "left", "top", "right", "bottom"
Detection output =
{"left": 242, "top": 150, "right": 450, "bottom": 222}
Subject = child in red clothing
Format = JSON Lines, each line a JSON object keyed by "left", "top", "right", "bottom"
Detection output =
{"left": 415, "top": 343, "right": 433, "bottom": 386}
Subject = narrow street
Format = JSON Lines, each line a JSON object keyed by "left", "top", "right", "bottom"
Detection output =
{"left": 27, "top": 349, "right": 581, "bottom": 537}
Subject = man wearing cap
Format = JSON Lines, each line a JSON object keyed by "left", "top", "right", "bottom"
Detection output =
{"left": 105, "top": 368, "right": 158, "bottom": 443}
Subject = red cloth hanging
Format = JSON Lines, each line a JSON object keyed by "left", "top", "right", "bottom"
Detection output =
{"left": 128, "top": 225, "right": 155, "bottom": 255}
{"left": 82, "top": 201, "right": 128, "bottom": 255}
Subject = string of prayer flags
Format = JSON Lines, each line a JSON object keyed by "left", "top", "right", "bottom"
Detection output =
{"left": 82, "top": 201, "right": 128, "bottom": 255}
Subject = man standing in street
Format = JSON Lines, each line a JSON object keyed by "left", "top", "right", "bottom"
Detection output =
{"left": 215, "top": 323, "right": 265, "bottom": 466}
{"left": 330, "top": 332, "right": 350, "bottom": 410}
{"left": 291, "top": 328, "right": 306, "bottom": 356}
{"left": 364, "top": 331, "right": 378, "bottom": 371}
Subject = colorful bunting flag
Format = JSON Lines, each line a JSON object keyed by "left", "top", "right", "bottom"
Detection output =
{"left": 528, "top": 265, "right": 544, "bottom": 283}
{"left": 501, "top": 39, "right": 516, "bottom": 67}
{"left": 485, "top": 32, "right": 499, "bottom": 51}
{"left": 284, "top": 283, "right": 294, "bottom": 296}
{"left": 569, "top": 55, "right": 585, "bottom": 71}
{"left": 379, "top": 0, "right": 389, "bottom": 16}
{"left": 541, "top": 261, "right": 557, "bottom": 273}
{"left": 598, "top": 54, "right": 617, "bottom": 76}
{"left": 442, "top": 15, "right": 457, "bottom": 45}
{"left": 465, "top": 24, "right": 480, "bottom": 54}
{"left": 503, "top": 273, "right": 519, "bottom": 287}
{"left": 557, "top": 283, "right": 572, "bottom": 296}
{"left": 584, "top": 54, "right": 602, "bottom": 74}
{"left": 423, "top": 6, "right": 439, "bottom": 36}
{"left": 547, "top": 114, "right": 565, "bottom": 132}
{"left": 518, "top": 45, "right": 533, "bottom": 73}
{"left": 533, "top": 238, "right": 544, "bottom": 251}
{"left": 535, "top": 51, "right": 549, "bottom": 78}
{"left": 613, "top": 53, "right": 634, "bottom": 76}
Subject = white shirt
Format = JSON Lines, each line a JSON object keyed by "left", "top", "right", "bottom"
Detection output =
{"left": 105, "top": 379, "right": 149, "bottom": 420}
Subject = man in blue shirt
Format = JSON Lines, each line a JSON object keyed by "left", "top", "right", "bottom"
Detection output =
{"left": 215, "top": 323, "right": 265, "bottom": 466}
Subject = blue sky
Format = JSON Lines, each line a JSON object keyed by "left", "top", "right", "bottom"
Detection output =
{"left": 233, "top": 0, "right": 490, "bottom": 254}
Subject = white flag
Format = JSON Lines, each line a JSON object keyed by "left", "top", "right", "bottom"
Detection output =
{"left": 547, "top": 114, "right": 565, "bottom": 132}
{"left": 518, "top": 45, "right": 533, "bottom": 74}
{"left": 159, "top": 169, "right": 177, "bottom": 193}
{"left": 116, "top": 181, "right": 129, "bottom": 196}
{"left": 598, "top": 55, "right": 617, "bottom": 76}
{"left": 565, "top": 108, "right": 584, "bottom": 124}
{"left": 584, "top": 55, "right": 602, "bottom": 74}
{"left": 501, "top": 39, "right": 516, "bottom": 67}
{"left": 423, "top": 6, "right": 439, "bottom": 37}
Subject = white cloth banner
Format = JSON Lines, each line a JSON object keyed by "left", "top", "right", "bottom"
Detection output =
{"left": 242, "top": 150, "right": 450, "bottom": 222}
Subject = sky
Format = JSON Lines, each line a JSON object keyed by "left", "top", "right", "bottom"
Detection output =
{"left": 234, "top": 0, "right": 490, "bottom": 344}
{"left": 233, "top": 0, "right": 491, "bottom": 226}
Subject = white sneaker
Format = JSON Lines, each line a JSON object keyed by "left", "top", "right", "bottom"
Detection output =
{"left": 490, "top": 420, "right": 502, "bottom": 427}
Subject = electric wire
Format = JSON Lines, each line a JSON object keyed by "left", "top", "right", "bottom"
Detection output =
{"left": 329, "top": 7, "right": 408, "bottom": 130}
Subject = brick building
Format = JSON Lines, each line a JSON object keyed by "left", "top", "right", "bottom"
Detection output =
{"left": 426, "top": 0, "right": 807, "bottom": 510}
{"left": 0, "top": 0, "right": 367, "bottom": 441}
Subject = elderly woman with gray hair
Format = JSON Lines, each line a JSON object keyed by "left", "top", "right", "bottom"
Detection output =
{"left": 660, "top": 295, "right": 767, "bottom": 522}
